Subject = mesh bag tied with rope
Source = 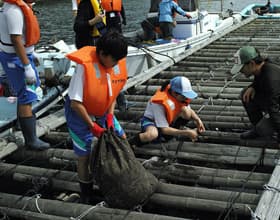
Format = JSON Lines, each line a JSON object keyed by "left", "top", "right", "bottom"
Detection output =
{"left": 90, "top": 130, "right": 158, "bottom": 209}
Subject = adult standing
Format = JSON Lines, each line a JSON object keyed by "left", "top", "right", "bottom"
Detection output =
{"left": 74, "top": 0, "right": 106, "bottom": 49}
{"left": 0, "top": 0, "right": 50, "bottom": 150}
{"left": 65, "top": 31, "right": 128, "bottom": 203}
{"left": 231, "top": 46, "right": 280, "bottom": 144}
{"left": 158, "top": 0, "right": 192, "bottom": 40}
{"left": 101, "top": 0, "right": 126, "bottom": 33}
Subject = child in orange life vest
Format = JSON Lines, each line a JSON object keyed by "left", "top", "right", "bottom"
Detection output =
{"left": 129, "top": 76, "right": 205, "bottom": 147}
{"left": 64, "top": 31, "right": 128, "bottom": 204}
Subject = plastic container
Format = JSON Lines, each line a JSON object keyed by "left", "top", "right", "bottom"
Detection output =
{"left": 173, "top": 18, "right": 199, "bottom": 39}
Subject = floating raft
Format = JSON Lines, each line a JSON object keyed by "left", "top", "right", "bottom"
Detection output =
{"left": 1, "top": 18, "right": 280, "bottom": 220}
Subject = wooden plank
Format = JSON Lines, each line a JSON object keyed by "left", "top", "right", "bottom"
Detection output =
{"left": 254, "top": 162, "right": 280, "bottom": 220}
{"left": 0, "top": 108, "right": 66, "bottom": 159}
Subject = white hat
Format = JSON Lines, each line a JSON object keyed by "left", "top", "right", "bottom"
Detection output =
{"left": 170, "top": 76, "right": 197, "bottom": 99}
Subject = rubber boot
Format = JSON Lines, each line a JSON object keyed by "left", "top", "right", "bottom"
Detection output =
{"left": 256, "top": 117, "right": 274, "bottom": 137}
{"left": 240, "top": 127, "right": 259, "bottom": 139}
{"left": 19, "top": 116, "right": 50, "bottom": 150}
{"left": 79, "top": 180, "right": 93, "bottom": 204}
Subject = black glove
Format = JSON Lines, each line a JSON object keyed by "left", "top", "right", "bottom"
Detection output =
{"left": 122, "top": 19, "right": 127, "bottom": 25}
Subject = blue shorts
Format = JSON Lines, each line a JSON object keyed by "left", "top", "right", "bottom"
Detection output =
{"left": 140, "top": 116, "right": 172, "bottom": 143}
{"left": 64, "top": 97, "right": 125, "bottom": 156}
{"left": 140, "top": 116, "right": 156, "bottom": 132}
{"left": 0, "top": 52, "right": 40, "bottom": 104}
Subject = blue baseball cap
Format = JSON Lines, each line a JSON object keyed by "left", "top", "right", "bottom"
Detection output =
{"left": 170, "top": 76, "right": 197, "bottom": 99}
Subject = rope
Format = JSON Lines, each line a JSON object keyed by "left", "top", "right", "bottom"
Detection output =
{"left": 69, "top": 201, "right": 106, "bottom": 220}
{"left": 35, "top": 194, "right": 43, "bottom": 213}
{"left": 141, "top": 156, "right": 160, "bottom": 166}
{"left": 141, "top": 46, "right": 176, "bottom": 64}
{"left": 263, "top": 184, "right": 280, "bottom": 193}
{"left": 217, "top": 153, "right": 264, "bottom": 220}
{"left": 246, "top": 205, "right": 261, "bottom": 220}
{"left": 127, "top": 40, "right": 176, "bottom": 64}
{"left": 21, "top": 193, "right": 42, "bottom": 212}
{"left": 0, "top": 210, "right": 9, "bottom": 220}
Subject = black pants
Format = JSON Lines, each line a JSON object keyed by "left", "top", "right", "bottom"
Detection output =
{"left": 106, "top": 13, "right": 122, "bottom": 33}
{"left": 241, "top": 88, "right": 265, "bottom": 125}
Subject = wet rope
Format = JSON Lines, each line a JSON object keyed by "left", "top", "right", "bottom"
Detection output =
{"left": 127, "top": 40, "right": 176, "bottom": 64}
{"left": 21, "top": 194, "right": 42, "bottom": 213}
{"left": 246, "top": 205, "right": 261, "bottom": 220}
{"left": 0, "top": 210, "right": 9, "bottom": 220}
{"left": 69, "top": 201, "right": 106, "bottom": 220}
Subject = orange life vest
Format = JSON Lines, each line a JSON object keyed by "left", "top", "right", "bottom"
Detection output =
{"left": 151, "top": 85, "right": 187, "bottom": 124}
{"left": 66, "top": 46, "right": 127, "bottom": 116}
{"left": 4, "top": 0, "right": 40, "bottom": 47}
{"left": 101, "top": 0, "right": 122, "bottom": 12}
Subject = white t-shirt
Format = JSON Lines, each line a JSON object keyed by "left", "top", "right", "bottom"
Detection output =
{"left": 0, "top": 3, "right": 34, "bottom": 53}
{"left": 68, "top": 64, "right": 84, "bottom": 102}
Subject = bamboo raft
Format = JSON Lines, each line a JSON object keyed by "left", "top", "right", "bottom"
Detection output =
{"left": 1, "top": 18, "right": 280, "bottom": 220}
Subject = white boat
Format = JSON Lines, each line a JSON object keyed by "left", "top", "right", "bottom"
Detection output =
{"left": 240, "top": 2, "right": 280, "bottom": 18}
{"left": 33, "top": 0, "right": 246, "bottom": 79}
{"left": 123, "top": 0, "right": 244, "bottom": 77}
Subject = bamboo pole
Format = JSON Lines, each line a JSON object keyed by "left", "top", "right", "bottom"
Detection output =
{"left": 3, "top": 171, "right": 259, "bottom": 217}
{"left": 1, "top": 159, "right": 269, "bottom": 191}
{"left": 0, "top": 193, "right": 190, "bottom": 220}
{"left": 0, "top": 163, "right": 78, "bottom": 181}
{"left": 147, "top": 163, "right": 268, "bottom": 190}
{"left": 134, "top": 142, "right": 279, "bottom": 167}
{"left": 0, "top": 206, "right": 69, "bottom": 220}
{"left": 8, "top": 147, "right": 77, "bottom": 162}
{"left": 120, "top": 120, "right": 251, "bottom": 131}
{"left": 148, "top": 193, "right": 253, "bottom": 216}
{"left": 156, "top": 182, "right": 259, "bottom": 205}
{"left": 116, "top": 111, "right": 249, "bottom": 123}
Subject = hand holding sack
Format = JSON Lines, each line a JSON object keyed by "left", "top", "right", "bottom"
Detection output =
{"left": 106, "top": 113, "right": 114, "bottom": 130}
{"left": 91, "top": 122, "right": 105, "bottom": 138}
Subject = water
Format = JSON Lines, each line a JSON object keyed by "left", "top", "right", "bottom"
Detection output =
{"left": 34, "top": 0, "right": 280, "bottom": 47}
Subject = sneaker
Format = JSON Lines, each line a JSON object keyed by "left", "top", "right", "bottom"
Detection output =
{"left": 240, "top": 128, "right": 259, "bottom": 139}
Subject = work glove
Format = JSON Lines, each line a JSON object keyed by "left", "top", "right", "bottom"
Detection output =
{"left": 106, "top": 113, "right": 114, "bottom": 130}
{"left": 185, "top": 13, "right": 192, "bottom": 19}
{"left": 91, "top": 122, "right": 105, "bottom": 138}
{"left": 122, "top": 19, "right": 127, "bottom": 25}
{"left": 24, "top": 64, "right": 36, "bottom": 85}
